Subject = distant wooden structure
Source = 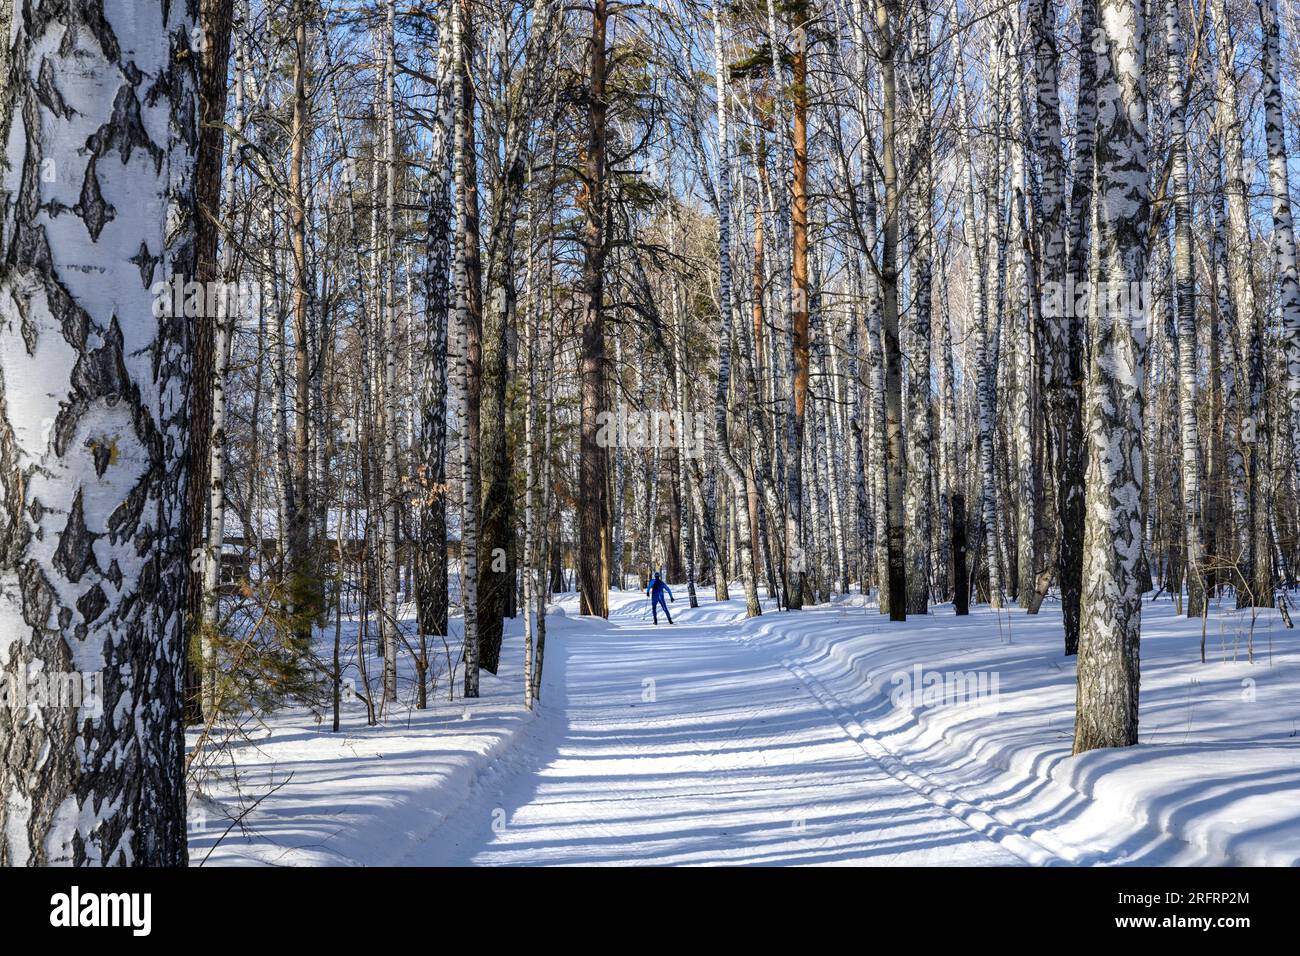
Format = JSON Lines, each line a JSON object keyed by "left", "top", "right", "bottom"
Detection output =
{"left": 218, "top": 532, "right": 449, "bottom": 595}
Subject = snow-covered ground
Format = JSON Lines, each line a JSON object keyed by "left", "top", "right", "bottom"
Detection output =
{"left": 738, "top": 592, "right": 1300, "bottom": 866}
{"left": 187, "top": 609, "right": 530, "bottom": 866}
{"left": 189, "top": 587, "right": 1300, "bottom": 866}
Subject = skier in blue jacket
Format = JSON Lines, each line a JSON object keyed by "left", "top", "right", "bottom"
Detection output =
{"left": 646, "top": 570, "right": 674, "bottom": 625}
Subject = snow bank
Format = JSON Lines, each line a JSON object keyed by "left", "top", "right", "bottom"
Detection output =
{"left": 187, "top": 594, "right": 585, "bottom": 866}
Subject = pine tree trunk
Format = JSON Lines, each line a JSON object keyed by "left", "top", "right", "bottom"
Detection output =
{"left": 185, "top": 0, "right": 237, "bottom": 726}
{"left": 477, "top": 162, "right": 522, "bottom": 674}
{"left": 578, "top": 0, "right": 611, "bottom": 618}
{"left": 200, "top": 21, "right": 249, "bottom": 720}
{"left": 785, "top": 10, "right": 811, "bottom": 610}
{"left": 953, "top": 493, "right": 970, "bottom": 615}
{"left": 287, "top": 0, "right": 319, "bottom": 650}
{"left": 473, "top": 0, "right": 556, "bottom": 655}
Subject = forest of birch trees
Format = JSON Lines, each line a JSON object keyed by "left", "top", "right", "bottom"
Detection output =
{"left": 3, "top": 0, "right": 1300, "bottom": 863}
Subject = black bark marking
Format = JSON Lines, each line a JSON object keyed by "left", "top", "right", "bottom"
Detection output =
{"left": 52, "top": 489, "right": 100, "bottom": 584}
{"left": 52, "top": 315, "right": 132, "bottom": 457}
{"left": 71, "top": 315, "right": 129, "bottom": 401}
{"left": 36, "top": 57, "right": 73, "bottom": 119}
{"left": 130, "top": 242, "right": 159, "bottom": 286}
{"left": 12, "top": 293, "right": 37, "bottom": 354}
{"left": 107, "top": 475, "right": 149, "bottom": 546}
{"left": 75, "top": 155, "right": 115, "bottom": 240}
{"left": 86, "top": 86, "right": 164, "bottom": 175}
{"left": 149, "top": 28, "right": 199, "bottom": 151}
{"left": 17, "top": 560, "right": 57, "bottom": 630}
{"left": 31, "top": 0, "right": 123, "bottom": 63}
{"left": 76, "top": 582, "right": 108, "bottom": 621}
{"left": 76, "top": 583, "right": 108, "bottom": 632}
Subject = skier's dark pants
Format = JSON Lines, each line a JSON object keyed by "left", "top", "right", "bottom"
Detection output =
{"left": 652, "top": 593, "right": 672, "bottom": 624}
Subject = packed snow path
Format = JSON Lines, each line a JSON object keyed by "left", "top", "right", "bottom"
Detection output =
{"left": 404, "top": 597, "right": 1030, "bottom": 866}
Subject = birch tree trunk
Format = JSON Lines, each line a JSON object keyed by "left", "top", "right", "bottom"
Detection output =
{"left": 452, "top": 1, "right": 481, "bottom": 697}
{"left": 1259, "top": 0, "right": 1300, "bottom": 502}
{"left": 985, "top": 25, "right": 1009, "bottom": 605}
{"left": 1211, "top": 0, "right": 1270, "bottom": 607}
{"left": 1074, "top": 0, "right": 1150, "bottom": 754}
{"left": 381, "top": 0, "right": 400, "bottom": 703}
{"left": 1035, "top": 0, "right": 1085, "bottom": 649}
{"left": 417, "top": 19, "right": 454, "bottom": 643}
{"left": 1165, "top": 2, "right": 1206, "bottom": 617}
{"left": 710, "top": 0, "right": 761, "bottom": 616}
{"left": 670, "top": 214, "right": 700, "bottom": 608}
{"left": 0, "top": 0, "right": 198, "bottom": 865}
{"left": 904, "top": 1, "right": 933, "bottom": 615}
{"left": 1008, "top": 15, "right": 1039, "bottom": 609}
{"left": 875, "top": 0, "right": 907, "bottom": 621}
{"left": 936, "top": 281, "right": 958, "bottom": 602}
{"left": 1209, "top": 137, "right": 1251, "bottom": 571}
{"left": 952, "top": 3, "right": 1002, "bottom": 608}
{"left": 523, "top": 179, "right": 539, "bottom": 709}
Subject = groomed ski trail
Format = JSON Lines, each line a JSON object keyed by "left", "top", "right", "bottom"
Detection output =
{"left": 404, "top": 593, "right": 1029, "bottom": 866}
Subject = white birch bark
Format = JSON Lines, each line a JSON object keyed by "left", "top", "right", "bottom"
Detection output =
{"left": 1259, "top": 0, "right": 1300, "bottom": 492}
{"left": 1211, "top": 0, "right": 1270, "bottom": 604}
{"left": 1008, "top": 14, "right": 1038, "bottom": 608}
{"left": 1074, "top": 0, "right": 1151, "bottom": 754}
{"left": 904, "top": 2, "right": 933, "bottom": 615}
{"left": 1164, "top": 2, "right": 1206, "bottom": 616}
{"left": 709, "top": 2, "right": 761, "bottom": 616}
{"left": 451, "top": 4, "right": 480, "bottom": 697}
{"left": 1209, "top": 140, "right": 1250, "bottom": 562}
{"left": 0, "top": 0, "right": 198, "bottom": 865}
{"left": 952, "top": 2, "right": 1002, "bottom": 608}
{"left": 381, "top": 0, "right": 400, "bottom": 703}
{"left": 1034, "top": 0, "right": 1085, "bottom": 649}
{"left": 416, "top": 15, "right": 454, "bottom": 643}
